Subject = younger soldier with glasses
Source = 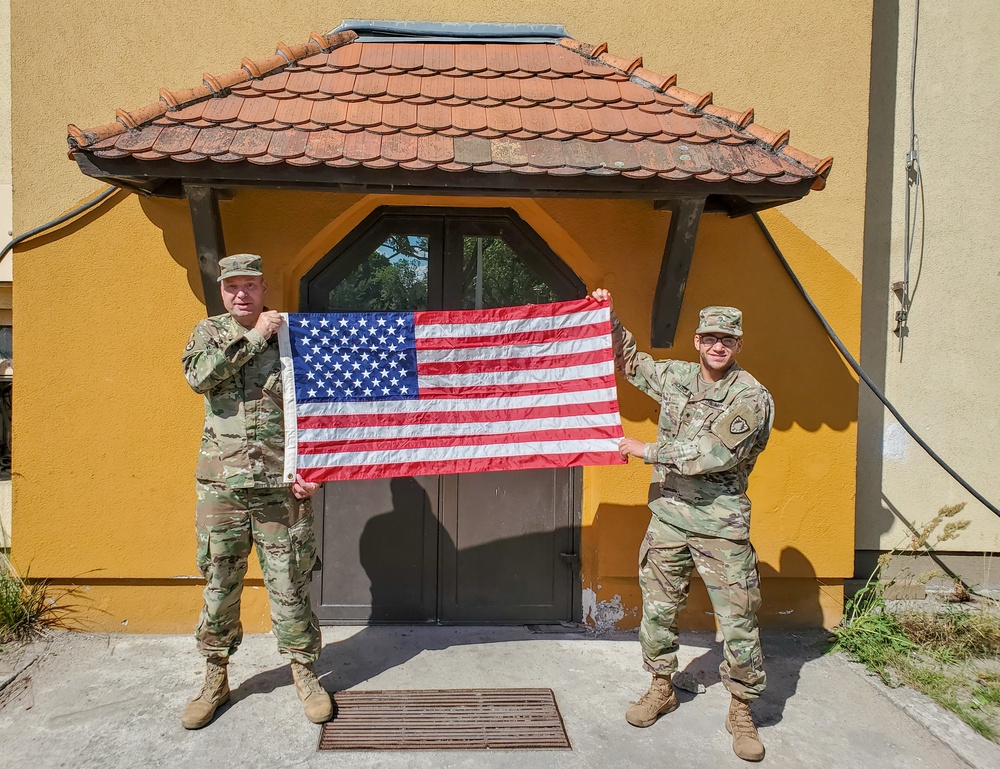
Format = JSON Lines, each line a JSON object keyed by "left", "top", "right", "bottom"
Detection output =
{"left": 592, "top": 289, "right": 773, "bottom": 763}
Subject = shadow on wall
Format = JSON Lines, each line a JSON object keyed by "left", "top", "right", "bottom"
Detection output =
{"left": 139, "top": 196, "right": 207, "bottom": 302}
{"left": 615, "top": 213, "right": 858, "bottom": 434}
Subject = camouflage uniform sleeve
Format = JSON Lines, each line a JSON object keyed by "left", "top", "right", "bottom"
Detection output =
{"left": 611, "top": 312, "right": 668, "bottom": 403}
{"left": 643, "top": 388, "right": 774, "bottom": 475}
{"left": 182, "top": 319, "right": 269, "bottom": 395}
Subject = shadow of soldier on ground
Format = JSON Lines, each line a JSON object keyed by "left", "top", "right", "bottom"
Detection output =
{"left": 672, "top": 546, "right": 829, "bottom": 726}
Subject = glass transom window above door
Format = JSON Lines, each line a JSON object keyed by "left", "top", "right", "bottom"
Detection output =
{"left": 302, "top": 208, "right": 583, "bottom": 312}
{"left": 301, "top": 208, "right": 587, "bottom": 625}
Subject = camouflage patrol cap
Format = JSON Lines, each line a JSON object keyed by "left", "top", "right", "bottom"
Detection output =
{"left": 696, "top": 306, "right": 743, "bottom": 337}
{"left": 217, "top": 253, "right": 264, "bottom": 282}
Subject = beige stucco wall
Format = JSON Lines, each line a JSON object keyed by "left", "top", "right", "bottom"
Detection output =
{"left": 856, "top": 0, "right": 1000, "bottom": 555}
{"left": 1, "top": 0, "right": 11, "bottom": 280}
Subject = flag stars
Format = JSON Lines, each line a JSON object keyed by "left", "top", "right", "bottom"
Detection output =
{"left": 293, "top": 311, "right": 416, "bottom": 403}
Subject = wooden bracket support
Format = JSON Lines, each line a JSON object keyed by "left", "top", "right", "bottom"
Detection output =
{"left": 186, "top": 185, "right": 227, "bottom": 316}
{"left": 651, "top": 198, "right": 705, "bottom": 348}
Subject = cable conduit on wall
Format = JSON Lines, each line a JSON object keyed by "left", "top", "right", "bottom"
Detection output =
{"left": 752, "top": 212, "right": 999, "bottom": 519}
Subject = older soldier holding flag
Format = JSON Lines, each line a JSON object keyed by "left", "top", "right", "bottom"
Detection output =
{"left": 180, "top": 254, "right": 332, "bottom": 730}
{"left": 592, "top": 288, "right": 773, "bottom": 762}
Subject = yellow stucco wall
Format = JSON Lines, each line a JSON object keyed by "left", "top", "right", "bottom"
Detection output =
{"left": 10, "top": 2, "right": 871, "bottom": 631}
{"left": 13, "top": 189, "right": 858, "bottom": 631}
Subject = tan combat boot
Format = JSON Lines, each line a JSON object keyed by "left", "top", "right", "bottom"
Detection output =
{"left": 181, "top": 658, "right": 230, "bottom": 730}
{"left": 291, "top": 661, "right": 333, "bottom": 723}
{"left": 625, "top": 675, "right": 679, "bottom": 727}
{"left": 726, "top": 695, "right": 765, "bottom": 761}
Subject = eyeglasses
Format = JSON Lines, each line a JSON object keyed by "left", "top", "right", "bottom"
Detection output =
{"left": 698, "top": 334, "right": 739, "bottom": 348}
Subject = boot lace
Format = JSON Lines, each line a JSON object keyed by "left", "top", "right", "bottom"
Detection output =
{"left": 637, "top": 677, "right": 672, "bottom": 707}
{"left": 198, "top": 662, "right": 227, "bottom": 699}
{"left": 293, "top": 663, "right": 325, "bottom": 697}
{"left": 730, "top": 700, "right": 759, "bottom": 739}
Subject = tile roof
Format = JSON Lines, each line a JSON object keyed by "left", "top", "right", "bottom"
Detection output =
{"left": 68, "top": 30, "right": 833, "bottom": 193}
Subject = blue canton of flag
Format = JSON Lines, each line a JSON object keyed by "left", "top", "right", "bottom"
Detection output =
{"left": 286, "top": 312, "right": 420, "bottom": 403}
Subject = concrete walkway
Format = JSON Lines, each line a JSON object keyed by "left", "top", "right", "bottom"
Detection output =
{"left": 1, "top": 626, "right": 996, "bottom": 769}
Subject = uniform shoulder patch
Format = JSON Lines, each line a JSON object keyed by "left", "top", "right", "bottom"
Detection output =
{"left": 184, "top": 337, "right": 196, "bottom": 352}
{"left": 711, "top": 401, "right": 759, "bottom": 450}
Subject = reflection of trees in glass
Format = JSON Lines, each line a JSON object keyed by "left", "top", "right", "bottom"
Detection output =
{"left": 327, "top": 235, "right": 429, "bottom": 312}
{"left": 462, "top": 237, "right": 557, "bottom": 309}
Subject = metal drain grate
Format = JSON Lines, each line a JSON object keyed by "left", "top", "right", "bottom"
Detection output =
{"left": 318, "top": 688, "right": 571, "bottom": 750}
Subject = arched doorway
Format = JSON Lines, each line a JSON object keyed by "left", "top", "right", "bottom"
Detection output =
{"left": 301, "top": 207, "right": 586, "bottom": 624}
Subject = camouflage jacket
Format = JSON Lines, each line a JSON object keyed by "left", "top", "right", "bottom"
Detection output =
{"left": 182, "top": 313, "right": 286, "bottom": 489}
{"left": 613, "top": 315, "right": 773, "bottom": 539}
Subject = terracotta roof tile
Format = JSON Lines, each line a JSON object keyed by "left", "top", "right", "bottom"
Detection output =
{"left": 424, "top": 43, "right": 456, "bottom": 72}
{"left": 152, "top": 125, "right": 199, "bottom": 155}
{"left": 274, "top": 99, "right": 314, "bottom": 126}
{"left": 228, "top": 127, "right": 272, "bottom": 158}
{"left": 305, "top": 132, "right": 347, "bottom": 161}
{"left": 69, "top": 32, "right": 832, "bottom": 191}
{"left": 343, "top": 131, "right": 383, "bottom": 162}
{"left": 190, "top": 126, "right": 235, "bottom": 156}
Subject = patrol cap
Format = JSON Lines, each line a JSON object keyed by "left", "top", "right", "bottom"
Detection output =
{"left": 696, "top": 306, "right": 743, "bottom": 338}
{"left": 217, "top": 253, "right": 264, "bottom": 282}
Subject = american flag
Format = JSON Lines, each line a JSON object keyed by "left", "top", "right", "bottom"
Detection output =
{"left": 277, "top": 298, "right": 625, "bottom": 483}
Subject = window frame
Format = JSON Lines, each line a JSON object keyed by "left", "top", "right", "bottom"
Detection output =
{"left": 300, "top": 207, "right": 586, "bottom": 311}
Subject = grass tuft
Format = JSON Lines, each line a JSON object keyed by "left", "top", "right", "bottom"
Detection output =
{"left": 832, "top": 503, "right": 1000, "bottom": 743}
{"left": 0, "top": 554, "right": 56, "bottom": 647}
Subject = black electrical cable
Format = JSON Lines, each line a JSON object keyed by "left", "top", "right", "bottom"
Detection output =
{"left": 752, "top": 212, "right": 1000, "bottom": 519}
{"left": 0, "top": 186, "right": 119, "bottom": 263}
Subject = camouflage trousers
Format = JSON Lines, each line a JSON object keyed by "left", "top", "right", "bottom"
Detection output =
{"left": 194, "top": 481, "right": 321, "bottom": 664}
{"left": 638, "top": 516, "right": 766, "bottom": 700}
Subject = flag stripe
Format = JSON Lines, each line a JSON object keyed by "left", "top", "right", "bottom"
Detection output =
{"left": 296, "top": 438, "right": 620, "bottom": 468}
{"left": 298, "top": 425, "right": 621, "bottom": 454}
{"left": 299, "top": 412, "right": 622, "bottom": 442}
{"left": 414, "top": 321, "right": 608, "bottom": 351}
{"left": 295, "top": 386, "right": 620, "bottom": 417}
{"left": 297, "top": 451, "right": 624, "bottom": 483}
{"left": 414, "top": 298, "right": 601, "bottom": 327}
{"left": 414, "top": 332, "right": 609, "bottom": 361}
{"left": 417, "top": 374, "right": 618, "bottom": 400}
{"left": 297, "top": 399, "right": 619, "bottom": 428}
{"left": 416, "top": 348, "right": 612, "bottom": 375}
{"left": 415, "top": 308, "right": 608, "bottom": 340}
{"left": 418, "top": 360, "right": 614, "bottom": 388}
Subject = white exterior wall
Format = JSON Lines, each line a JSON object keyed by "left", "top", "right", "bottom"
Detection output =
{"left": 857, "top": 0, "right": 1000, "bottom": 558}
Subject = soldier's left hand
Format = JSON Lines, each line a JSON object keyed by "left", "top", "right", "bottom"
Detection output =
{"left": 292, "top": 474, "right": 319, "bottom": 499}
{"left": 619, "top": 437, "right": 645, "bottom": 460}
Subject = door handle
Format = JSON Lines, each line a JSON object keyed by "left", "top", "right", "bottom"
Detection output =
{"left": 559, "top": 552, "right": 580, "bottom": 564}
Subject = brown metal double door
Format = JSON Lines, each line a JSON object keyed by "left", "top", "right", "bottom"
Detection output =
{"left": 304, "top": 208, "right": 584, "bottom": 624}
{"left": 311, "top": 469, "right": 578, "bottom": 623}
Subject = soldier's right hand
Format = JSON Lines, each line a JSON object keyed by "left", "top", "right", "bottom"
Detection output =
{"left": 254, "top": 310, "right": 283, "bottom": 340}
{"left": 591, "top": 288, "right": 613, "bottom": 312}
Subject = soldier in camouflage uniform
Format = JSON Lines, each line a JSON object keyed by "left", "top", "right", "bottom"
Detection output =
{"left": 592, "top": 289, "right": 772, "bottom": 762}
{"left": 180, "top": 254, "right": 332, "bottom": 730}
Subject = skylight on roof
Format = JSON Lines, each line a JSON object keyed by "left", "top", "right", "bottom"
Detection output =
{"left": 331, "top": 20, "right": 569, "bottom": 44}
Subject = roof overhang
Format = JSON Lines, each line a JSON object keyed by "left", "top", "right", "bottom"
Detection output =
{"left": 75, "top": 152, "right": 815, "bottom": 214}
